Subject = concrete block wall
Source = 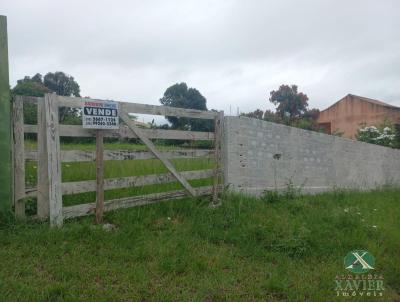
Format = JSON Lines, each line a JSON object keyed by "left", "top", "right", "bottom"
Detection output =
{"left": 223, "top": 116, "right": 400, "bottom": 195}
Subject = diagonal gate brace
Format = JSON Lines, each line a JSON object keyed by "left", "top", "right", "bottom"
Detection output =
{"left": 119, "top": 111, "right": 197, "bottom": 197}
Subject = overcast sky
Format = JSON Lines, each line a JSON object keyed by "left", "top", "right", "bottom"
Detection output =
{"left": 3, "top": 0, "right": 400, "bottom": 119}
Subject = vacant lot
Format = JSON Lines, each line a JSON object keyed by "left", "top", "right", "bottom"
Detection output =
{"left": 24, "top": 140, "right": 215, "bottom": 210}
{"left": 1, "top": 187, "right": 399, "bottom": 301}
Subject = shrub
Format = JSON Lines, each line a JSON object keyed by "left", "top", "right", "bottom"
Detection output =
{"left": 356, "top": 122, "right": 396, "bottom": 148}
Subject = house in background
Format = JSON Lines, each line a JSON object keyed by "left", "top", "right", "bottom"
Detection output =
{"left": 317, "top": 94, "right": 400, "bottom": 139}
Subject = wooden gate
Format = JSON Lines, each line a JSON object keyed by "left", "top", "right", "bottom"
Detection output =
{"left": 12, "top": 94, "right": 223, "bottom": 226}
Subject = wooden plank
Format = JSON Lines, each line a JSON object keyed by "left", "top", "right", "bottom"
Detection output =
{"left": 63, "top": 185, "right": 216, "bottom": 219}
{"left": 25, "top": 149, "right": 213, "bottom": 162}
{"left": 219, "top": 111, "right": 225, "bottom": 187}
{"left": 25, "top": 187, "right": 36, "bottom": 197}
{"left": 120, "top": 102, "right": 217, "bottom": 120}
{"left": 62, "top": 169, "right": 214, "bottom": 195}
{"left": 24, "top": 124, "right": 214, "bottom": 140}
{"left": 37, "top": 97, "right": 49, "bottom": 218}
{"left": 120, "top": 110, "right": 196, "bottom": 196}
{"left": 95, "top": 131, "right": 104, "bottom": 224}
{"left": 212, "top": 111, "right": 224, "bottom": 203}
{"left": 139, "top": 128, "right": 214, "bottom": 140}
{"left": 44, "top": 93, "right": 63, "bottom": 227}
{"left": 25, "top": 169, "right": 215, "bottom": 196}
{"left": 12, "top": 96, "right": 25, "bottom": 219}
{"left": 0, "top": 16, "right": 12, "bottom": 213}
{"left": 57, "top": 95, "right": 218, "bottom": 120}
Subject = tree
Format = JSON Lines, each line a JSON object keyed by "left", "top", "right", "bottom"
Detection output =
{"left": 12, "top": 80, "right": 51, "bottom": 97}
{"left": 12, "top": 74, "right": 51, "bottom": 124}
{"left": 12, "top": 71, "right": 81, "bottom": 123}
{"left": 241, "top": 85, "right": 321, "bottom": 132}
{"left": 159, "top": 83, "right": 213, "bottom": 131}
{"left": 269, "top": 84, "right": 309, "bottom": 123}
{"left": 241, "top": 109, "right": 264, "bottom": 120}
{"left": 293, "top": 108, "right": 320, "bottom": 130}
{"left": 43, "top": 72, "right": 80, "bottom": 97}
{"left": 263, "top": 109, "right": 284, "bottom": 124}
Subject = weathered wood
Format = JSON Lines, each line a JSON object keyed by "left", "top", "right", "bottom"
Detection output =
{"left": 25, "top": 187, "right": 36, "bottom": 197}
{"left": 25, "top": 169, "right": 215, "bottom": 196}
{"left": 219, "top": 112, "right": 225, "bottom": 186}
{"left": 120, "top": 102, "right": 217, "bottom": 119}
{"left": 0, "top": 16, "right": 12, "bottom": 213}
{"left": 56, "top": 95, "right": 218, "bottom": 120}
{"left": 37, "top": 97, "right": 49, "bottom": 218}
{"left": 12, "top": 96, "right": 25, "bottom": 218}
{"left": 63, "top": 185, "right": 216, "bottom": 219}
{"left": 25, "top": 149, "right": 214, "bottom": 162}
{"left": 95, "top": 131, "right": 104, "bottom": 224}
{"left": 24, "top": 124, "right": 214, "bottom": 140}
{"left": 212, "top": 111, "right": 224, "bottom": 203}
{"left": 63, "top": 169, "right": 214, "bottom": 195}
{"left": 120, "top": 110, "right": 196, "bottom": 196}
{"left": 45, "top": 93, "right": 63, "bottom": 227}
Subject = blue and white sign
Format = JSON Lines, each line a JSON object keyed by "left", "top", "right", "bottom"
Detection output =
{"left": 82, "top": 100, "right": 119, "bottom": 129}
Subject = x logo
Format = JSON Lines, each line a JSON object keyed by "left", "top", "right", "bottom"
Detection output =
{"left": 346, "top": 252, "right": 374, "bottom": 270}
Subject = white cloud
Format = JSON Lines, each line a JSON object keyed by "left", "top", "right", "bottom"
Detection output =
{"left": 3, "top": 0, "right": 400, "bottom": 119}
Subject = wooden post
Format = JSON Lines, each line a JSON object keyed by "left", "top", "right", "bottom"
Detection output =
{"left": 44, "top": 93, "right": 63, "bottom": 227}
{"left": 37, "top": 98, "right": 49, "bottom": 219}
{"left": 95, "top": 130, "right": 104, "bottom": 224}
{"left": 12, "top": 96, "right": 25, "bottom": 218}
{"left": 0, "top": 15, "right": 12, "bottom": 213}
{"left": 212, "top": 111, "right": 224, "bottom": 204}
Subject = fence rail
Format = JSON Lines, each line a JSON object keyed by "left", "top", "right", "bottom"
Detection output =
{"left": 25, "top": 169, "right": 216, "bottom": 197}
{"left": 57, "top": 96, "right": 218, "bottom": 119}
{"left": 63, "top": 185, "right": 220, "bottom": 219}
{"left": 24, "top": 124, "right": 215, "bottom": 140}
{"left": 25, "top": 149, "right": 214, "bottom": 162}
{"left": 12, "top": 94, "right": 224, "bottom": 226}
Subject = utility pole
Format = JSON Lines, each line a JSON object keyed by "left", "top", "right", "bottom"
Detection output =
{"left": 0, "top": 15, "right": 11, "bottom": 213}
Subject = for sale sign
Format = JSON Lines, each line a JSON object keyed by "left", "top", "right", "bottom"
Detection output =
{"left": 82, "top": 100, "right": 119, "bottom": 129}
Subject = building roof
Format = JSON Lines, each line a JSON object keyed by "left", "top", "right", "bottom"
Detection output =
{"left": 321, "top": 94, "right": 400, "bottom": 112}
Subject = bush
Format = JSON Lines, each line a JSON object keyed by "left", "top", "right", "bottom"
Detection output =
{"left": 356, "top": 121, "right": 397, "bottom": 148}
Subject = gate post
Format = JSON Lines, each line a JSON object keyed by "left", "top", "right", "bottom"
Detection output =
{"left": 212, "top": 110, "right": 224, "bottom": 204}
{"left": 44, "top": 93, "right": 63, "bottom": 226}
{"left": 12, "top": 96, "right": 25, "bottom": 219}
{"left": 37, "top": 98, "right": 50, "bottom": 219}
{"left": 0, "top": 15, "right": 12, "bottom": 213}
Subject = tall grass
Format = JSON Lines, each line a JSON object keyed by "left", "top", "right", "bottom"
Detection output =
{"left": 1, "top": 188, "right": 399, "bottom": 301}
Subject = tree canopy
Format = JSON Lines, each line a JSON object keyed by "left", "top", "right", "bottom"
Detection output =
{"left": 159, "top": 83, "right": 212, "bottom": 131}
{"left": 12, "top": 72, "right": 81, "bottom": 123}
{"left": 44, "top": 72, "right": 80, "bottom": 97}
{"left": 241, "top": 109, "right": 264, "bottom": 120}
{"left": 269, "top": 84, "right": 309, "bottom": 122}
{"left": 13, "top": 72, "right": 80, "bottom": 97}
{"left": 12, "top": 80, "right": 51, "bottom": 98}
{"left": 240, "top": 85, "right": 321, "bottom": 132}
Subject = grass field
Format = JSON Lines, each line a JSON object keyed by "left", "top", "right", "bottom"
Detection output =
{"left": 24, "top": 140, "right": 215, "bottom": 208}
{"left": 1, "top": 187, "right": 399, "bottom": 301}
{"left": 26, "top": 157, "right": 214, "bottom": 207}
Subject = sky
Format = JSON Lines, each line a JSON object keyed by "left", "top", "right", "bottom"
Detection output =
{"left": 2, "top": 0, "right": 400, "bottom": 121}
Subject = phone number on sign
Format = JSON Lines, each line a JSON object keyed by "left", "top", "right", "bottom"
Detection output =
{"left": 88, "top": 117, "right": 117, "bottom": 126}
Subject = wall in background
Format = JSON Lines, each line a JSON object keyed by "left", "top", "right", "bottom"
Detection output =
{"left": 223, "top": 116, "right": 400, "bottom": 195}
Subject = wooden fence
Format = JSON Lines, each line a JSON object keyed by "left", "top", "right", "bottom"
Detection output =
{"left": 12, "top": 94, "right": 223, "bottom": 226}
